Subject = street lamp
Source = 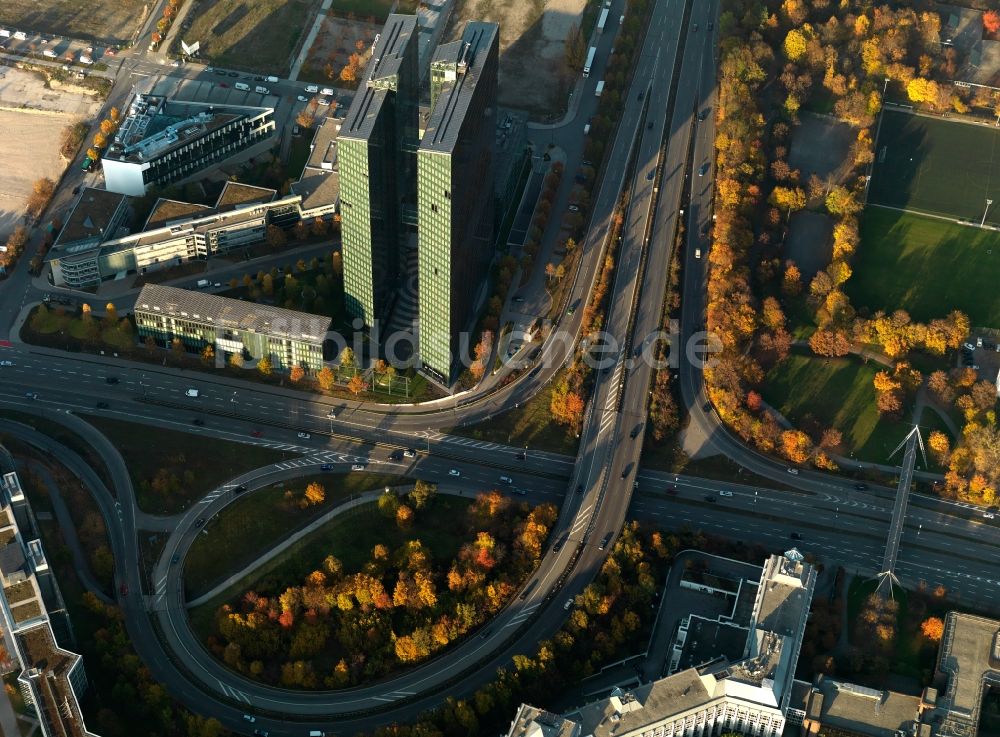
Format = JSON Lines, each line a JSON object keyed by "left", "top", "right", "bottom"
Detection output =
{"left": 982, "top": 198, "right": 994, "bottom": 228}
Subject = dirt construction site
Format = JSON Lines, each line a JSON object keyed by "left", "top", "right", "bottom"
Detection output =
{"left": 446, "top": 0, "right": 586, "bottom": 116}
{"left": 0, "top": 67, "right": 101, "bottom": 239}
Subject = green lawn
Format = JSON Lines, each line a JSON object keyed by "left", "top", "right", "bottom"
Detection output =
{"left": 869, "top": 110, "right": 1000, "bottom": 224}
{"left": 189, "top": 497, "right": 471, "bottom": 638}
{"left": 82, "top": 416, "right": 294, "bottom": 514}
{"left": 184, "top": 472, "right": 406, "bottom": 598}
{"left": 763, "top": 354, "right": 911, "bottom": 462}
{"left": 449, "top": 369, "right": 581, "bottom": 455}
{"left": 184, "top": 0, "right": 317, "bottom": 75}
{"left": 847, "top": 208, "right": 1000, "bottom": 327}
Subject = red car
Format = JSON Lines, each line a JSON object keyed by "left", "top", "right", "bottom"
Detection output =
{"left": 250, "top": 430, "right": 263, "bottom": 437}
{"left": 119, "top": 583, "right": 128, "bottom": 596}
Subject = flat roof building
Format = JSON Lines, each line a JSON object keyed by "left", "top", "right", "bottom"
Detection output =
{"left": 507, "top": 551, "right": 816, "bottom": 737}
{"left": 102, "top": 93, "right": 276, "bottom": 196}
{"left": 417, "top": 20, "right": 499, "bottom": 383}
{"left": 134, "top": 284, "right": 331, "bottom": 371}
{"left": 0, "top": 468, "right": 97, "bottom": 737}
{"left": 339, "top": 15, "right": 420, "bottom": 328}
{"left": 290, "top": 116, "right": 343, "bottom": 222}
{"left": 48, "top": 183, "right": 301, "bottom": 289}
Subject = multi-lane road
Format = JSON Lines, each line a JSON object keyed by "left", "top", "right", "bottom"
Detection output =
{"left": 1, "top": 0, "right": 997, "bottom": 732}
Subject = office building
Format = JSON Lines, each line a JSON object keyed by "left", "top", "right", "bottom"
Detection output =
{"left": 507, "top": 550, "right": 816, "bottom": 737}
{"left": 339, "top": 15, "right": 420, "bottom": 327}
{"left": 290, "top": 116, "right": 343, "bottom": 221}
{"left": 417, "top": 21, "right": 499, "bottom": 382}
{"left": 134, "top": 284, "right": 330, "bottom": 371}
{"left": 48, "top": 183, "right": 303, "bottom": 288}
{"left": 102, "top": 93, "right": 276, "bottom": 196}
{"left": 0, "top": 466, "right": 97, "bottom": 737}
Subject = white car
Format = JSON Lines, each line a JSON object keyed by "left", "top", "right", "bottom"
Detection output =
{"left": 449, "top": 469, "right": 461, "bottom": 477}
{"left": 787, "top": 467, "right": 799, "bottom": 475}
{"left": 171, "top": 60, "right": 181, "bottom": 67}
{"left": 403, "top": 449, "right": 416, "bottom": 458}
{"left": 563, "top": 598, "right": 573, "bottom": 610}
{"left": 205, "top": 66, "right": 214, "bottom": 72}
{"left": 351, "top": 463, "right": 366, "bottom": 471}
{"left": 297, "top": 95, "right": 309, "bottom": 102}
{"left": 0, "top": 360, "right": 12, "bottom": 366}
{"left": 719, "top": 490, "right": 733, "bottom": 497}
{"left": 297, "top": 432, "right": 311, "bottom": 439}
{"left": 185, "top": 389, "right": 199, "bottom": 397}
{"left": 318, "top": 97, "right": 331, "bottom": 106}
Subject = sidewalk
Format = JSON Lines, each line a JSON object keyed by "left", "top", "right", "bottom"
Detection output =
{"left": 289, "top": 0, "right": 334, "bottom": 80}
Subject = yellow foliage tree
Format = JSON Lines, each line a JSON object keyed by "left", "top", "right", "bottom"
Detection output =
{"left": 906, "top": 77, "right": 940, "bottom": 104}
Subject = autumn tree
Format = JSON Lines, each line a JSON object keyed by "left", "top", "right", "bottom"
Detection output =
{"left": 347, "top": 374, "right": 368, "bottom": 395}
{"left": 928, "top": 431, "right": 951, "bottom": 463}
{"left": 304, "top": 482, "right": 326, "bottom": 506}
{"left": 257, "top": 356, "right": 273, "bottom": 375}
{"left": 409, "top": 480, "right": 437, "bottom": 510}
{"left": 266, "top": 224, "right": 286, "bottom": 248}
{"left": 781, "top": 430, "right": 812, "bottom": 465}
{"left": 986, "top": 10, "right": 1000, "bottom": 35}
{"left": 396, "top": 504, "right": 414, "bottom": 529}
{"left": 317, "top": 366, "right": 335, "bottom": 390}
{"left": 921, "top": 616, "right": 944, "bottom": 641}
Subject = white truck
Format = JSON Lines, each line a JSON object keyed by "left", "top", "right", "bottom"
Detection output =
{"left": 595, "top": 80, "right": 605, "bottom": 96}
{"left": 597, "top": 8, "right": 609, "bottom": 33}
{"left": 583, "top": 46, "right": 597, "bottom": 77}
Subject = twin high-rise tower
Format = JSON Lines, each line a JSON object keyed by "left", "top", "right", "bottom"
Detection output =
{"left": 339, "top": 15, "right": 500, "bottom": 384}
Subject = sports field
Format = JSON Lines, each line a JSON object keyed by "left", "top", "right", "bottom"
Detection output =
{"left": 868, "top": 110, "right": 1000, "bottom": 225}
{"left": 846, "top": 208, "right": 1000, "bottom": 327}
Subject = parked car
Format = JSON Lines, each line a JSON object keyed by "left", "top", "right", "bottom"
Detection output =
{"left": 320, "top": 464, "right": 334, "bottom": 471}
{"left": 297, "top": 432, "right": 311, "bottom": 439}
{"left": 351, "top": 463, "right": 366, "bottom": 471}
{"left": 403, "top": 449, "right": 416, "bottom": 458}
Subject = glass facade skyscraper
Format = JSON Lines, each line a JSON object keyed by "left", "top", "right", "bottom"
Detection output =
{"left": 417, "top": 22, "right": 499, "bottom": 383}
{"left": 339, "top": 15, "right": 419, "bottom": 328}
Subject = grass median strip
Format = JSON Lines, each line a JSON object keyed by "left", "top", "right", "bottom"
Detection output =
{"left": 184, "top": 472, "right": 406, "bottom": 599}
{"left": 82, "top": 415, "right": 294, "bottom": 514}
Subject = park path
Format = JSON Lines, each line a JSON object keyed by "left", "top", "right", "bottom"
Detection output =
{"left": 186, "top": 483, "right": 469, "bottom": 608}
{"left": 289, "top": 0, "right": 334, "bottom": 81}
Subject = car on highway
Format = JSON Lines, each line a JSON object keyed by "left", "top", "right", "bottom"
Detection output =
{"left": 787, "top": 468, "right": 799, "bottom": 475}
{"left": 95, "top": 401, "right": 109, "bottom": 409}
{"left": 513, "top": 295, "right": 525, "bottom": 303}
{"left": 621, "top": 462, "right": 633, "bottom": 478}
{"left": 553, "top": 536, "right": 567, "bottom": 553}
{"left": 403, "top": 449, "right": 416, "bottom": 458}
{"left": 698, "top": 162, "right": 710, "bottom": 176}
{"left": 567, "top": 305, "right": 576, "bottom": 316}
{"left": 192, "top": 418, "right": 204, "bottom": 426}
{"left": 119, "top": 582, "right": 128, "bottom": 596}
{"left": 647, "top": 120, "right": 653, "bottom": 129}
{"left": 234, "top": 484, "right": 248, "bottom": 494}
{"left": 693, "top": 22, "right": 698, "bottom": 30}
{"left": 854, "top": 482, "right": 868, "bottom": 490}
{"left": 194, "top": 517, "right": 205, "bottom": 527}
{"left": 576, "top": 484, "right": 583, "bottom": 494}
{"left": 564, "top": 598, "right": 574, "bottom": 610}
{"left": 250, "top": 429, "right": 263, "bottom": 437}
{"left": 719, "top": 490, "right": 733, "bottom": 497}
{"left": 568, "top": 204, "right": 580, "bottom": 212}
{"left": 171, "top": 554, "right": 180, "bottom": 564}
{"left": 0, "top": 360, "right": 12, "bottom": 367}
{"left": 500, "top": 476, "right": 513, "bottom": 484}
{"left": 698, "top": 108, "right": 709, "bottom": 121}
{"left": 704, "top": 495, "right": 717, "bottom": 503}
{"left": 646, "top": 170, "right": 655, "bottom": 180}
{"left": 243, "top": 714, "right": 256, "bottom": 723}
{"left": 24, "top": 392, "right": 37, "bottom": 400}
{"left": 790, "top": 532, "right": 803, "bottom": 540}
{"left": 105, "top": 376, "right": 119, "bottom": 384}
{"left": 449, "top": 469, "right": 461, "bottom": 477}
{"left": 638, "top": 91, "right": 644, "bottom": 100}
{"left": 516, "top": 451, "right": 526, "bottom": 460}
{"left": 598, "top": 532, "right": 613, "bottom": 550}
{"left": 321, "top": 464, "right": 334, "bottom": 471}
{"left": 185, "top": 388, "right": 199, "bottom": 397}
{"left": 297, "top": 432, "right": 311, "bottom": 439}
{"left": 708, "top": 21, "right": 714, "bottom": 29}
{"left": 984, "top": 511, "right": 996, "bottom": 520}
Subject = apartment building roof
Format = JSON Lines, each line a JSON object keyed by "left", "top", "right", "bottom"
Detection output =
{"left": 54, "top": 188, "right": 129, "bottom": 248}
{"left": 341, "top": 14, "right": 418, "bottom": 142}
{"left": 421, "top": 21, "right": 498, "bottom": 153}
{"left": 135, "top": 283, "right": 331, "bottom": 342}
{"left": 216, "top": 181, "right": 276, "bottom": 210}
{"left": 144, "top": 199, "right": 214, "bottom": 230}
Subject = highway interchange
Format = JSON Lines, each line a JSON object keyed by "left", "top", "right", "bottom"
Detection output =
{"left": 1, "top": 0, "right": 999, "bottom": 732}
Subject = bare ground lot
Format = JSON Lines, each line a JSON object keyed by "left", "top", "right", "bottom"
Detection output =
{"left": 0, "top": 68, "right": 99, "bottom": 240}
{"left": 0, "top": 110, "right": 69, "bottom": 238}
{"left": 184, "top": 0, "right": 319, "bottom": 75}
{"left": 446, "top": 0, "right": 585, "bottom": 116}
{"left": 0, "top": 0, "right": 148, "bottom": 43}
{"left": 299, "top": 16, "right": 379, "bottom": 86}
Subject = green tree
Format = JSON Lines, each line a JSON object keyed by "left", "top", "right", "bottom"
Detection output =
{"left": 409, "top": 480, "right": 437, "bottom": 510}
{"left": 378, "top": 489, "right": 400, "bottom": 518}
